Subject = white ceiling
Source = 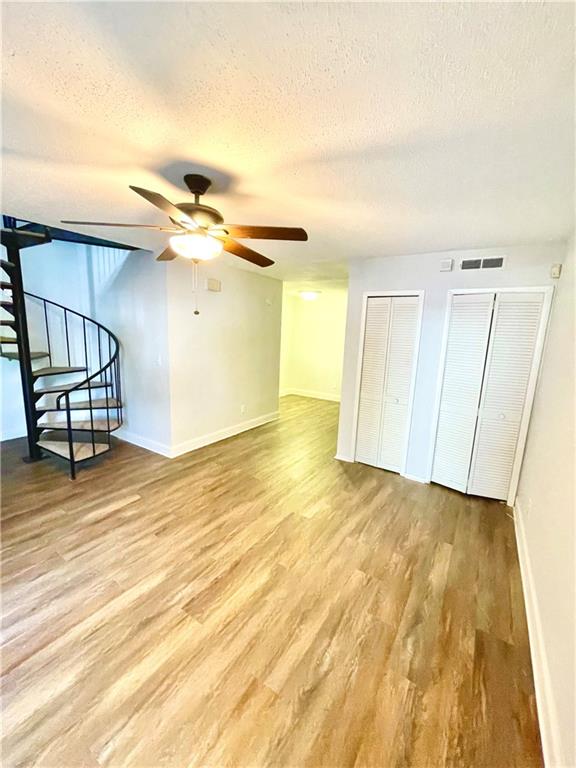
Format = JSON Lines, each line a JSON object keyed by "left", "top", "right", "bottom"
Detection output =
{"left": 2, "top": 2, "right": 574, "bottom": 280}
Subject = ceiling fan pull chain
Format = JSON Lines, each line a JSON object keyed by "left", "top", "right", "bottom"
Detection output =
{"left": 193, "top": 260, "right": 200, "bottom": 315}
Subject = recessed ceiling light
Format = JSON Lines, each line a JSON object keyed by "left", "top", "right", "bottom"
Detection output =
{"left": 299, "top": 290, "right": 321, "bottom": 301}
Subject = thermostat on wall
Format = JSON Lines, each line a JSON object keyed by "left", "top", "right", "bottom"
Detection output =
{"left": 206, "top": 278, "right": 221, "bottom": 292}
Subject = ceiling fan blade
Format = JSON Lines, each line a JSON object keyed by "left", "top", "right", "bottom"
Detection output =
{"left": 156, "top": 247, "right": 177, "bottom": 261}
{"left": 220, "top": 237, "right": 274, "bottom": 268}
{"left": 223, "top": 225, "right": 308, "bottom": 241}
{"left": 61, "top": 220, "right": 181, "bottom": 232}
{"left": 129, "top": 186, "right": 198, "bottom": 230}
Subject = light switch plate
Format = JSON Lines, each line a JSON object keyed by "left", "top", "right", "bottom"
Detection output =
{"left": 550, "top": 263, "right": 562, "bottom": 279}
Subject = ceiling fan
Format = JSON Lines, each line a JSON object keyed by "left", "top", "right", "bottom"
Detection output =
{"left": 62, "top": 174, "right": 308, "bottom": 268}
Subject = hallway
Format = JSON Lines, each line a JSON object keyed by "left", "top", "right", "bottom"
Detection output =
{"left": 1, "top": 396, "right": 542, "bottom": 767}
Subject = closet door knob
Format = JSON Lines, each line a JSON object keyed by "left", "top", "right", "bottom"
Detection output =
{"left": 499, "top": 413, "right": 506, "bottom": 420}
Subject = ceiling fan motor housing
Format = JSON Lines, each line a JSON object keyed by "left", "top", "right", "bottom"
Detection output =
{"left": 173, "top": 203, "right": 224, "bottom": 228}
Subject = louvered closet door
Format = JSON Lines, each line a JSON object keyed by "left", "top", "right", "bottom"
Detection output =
{"left": 355, "top": 297, "right": 391, "bottom": 465}
{"left": 431, "top": 293, "right": 495, "bottom": 492}
{"left": 467, "top": 292, "right": 545, "bottom": 500}
{"left": 378, "top": 296, "right": 420, "bottom": 471}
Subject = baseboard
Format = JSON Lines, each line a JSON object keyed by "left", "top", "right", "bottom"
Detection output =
{"left": 334, "top": 453, "right": 354, "bottom": 462}
{"left": 401, "top": 473, "right": 430, "bottom": 484}
{"left": 514, "top": 499, "right": 565, "bottom": 768}
{"left": 280, "top": 388, "right": 340, "bottom": 403}
{"left": 169, "top": 411, "right": 279, "bottom": 459}
{"left": 115, "top": 428, "right": 173, "bottom": 458}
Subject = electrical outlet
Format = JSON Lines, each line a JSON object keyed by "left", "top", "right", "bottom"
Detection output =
{"left": 240, "top": 404, "right": 246, "bottom": 415}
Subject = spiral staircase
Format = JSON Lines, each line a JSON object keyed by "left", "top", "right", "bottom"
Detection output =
{"left": 1, "top": 224, "right": 123, "bottom": 478}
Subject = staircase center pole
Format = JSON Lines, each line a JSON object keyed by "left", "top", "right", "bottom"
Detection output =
{"left": 5, "top": 243, "right": 42, "bottom": 461}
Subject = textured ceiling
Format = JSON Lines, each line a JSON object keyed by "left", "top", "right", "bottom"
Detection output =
{"left": 2, "top": 2, "right": 574, "bottom": 279}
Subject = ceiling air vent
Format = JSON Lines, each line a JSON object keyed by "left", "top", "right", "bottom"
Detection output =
{"left": 460, "top": 256, "right": 505, "bottom": 271}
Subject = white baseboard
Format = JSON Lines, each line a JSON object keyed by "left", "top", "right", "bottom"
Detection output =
{"left": 514, "top": 499, "right": 565, "bottom": 768}
{"left": 169, "top": 411, "right": 279, "bottom": 459}
{"left": 115, "top": 428, "right": 172, "bottom": 458}
{"left": 334, "top": 453, "right": 354, "bottom": 462}
{"left": 280, "top": 388, "right": 340, "bottom": 403}
{"left": 117, "top": 412, "right": 279, "bottom": 459}
{"left": 401, "top": 473, "right": 430, "bottom": 484}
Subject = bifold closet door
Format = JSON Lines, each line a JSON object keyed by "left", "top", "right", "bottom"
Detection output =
{"left": 431, "top": 293, "right": 495, "bottom": 492}
{"left": 355, "top": 297, "right": 391, "bottom": 466}
{"left": 355, "top": 295, "right": 420, "bottom": 472}
{"left": 467, "top": 291, "right": 545, "bottom": 500}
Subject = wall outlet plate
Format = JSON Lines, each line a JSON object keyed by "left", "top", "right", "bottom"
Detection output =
{"left": 439, "top": 258, "right": 453, "bottom": 272}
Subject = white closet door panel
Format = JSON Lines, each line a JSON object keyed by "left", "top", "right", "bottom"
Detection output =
{"left": 432, "top": 410, "right": 479, "bottom": 492}
{"left": 383, "top": 296, "right": 420, "bottom": 404}
{"left": 378, "top": 296, "right": 420, "bottom": 472}
{"left": 431, "top": 292, "right": 495, "bottom": 492}
{"left": 355, "top": 297, "right": 391, "bottom": 465}
{"left": 378, "top": 401, "right": 409, "bottom": 471}
{"left": 467, "top": 418, "right": 520, "bottom": 499}
{"left": 467, "top": 292, "right": 544, "bottom": 500}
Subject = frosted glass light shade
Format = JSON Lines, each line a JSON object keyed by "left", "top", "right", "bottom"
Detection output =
{"left": 169, "top": 233, "right": 223, "bottom": 261}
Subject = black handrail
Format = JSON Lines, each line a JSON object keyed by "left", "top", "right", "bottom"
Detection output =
{"left": 24, "top": 291, "right": 122, "bottom": 478}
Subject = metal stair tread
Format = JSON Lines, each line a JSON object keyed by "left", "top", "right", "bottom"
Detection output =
{"left": 38, "top": 438, "right": 111, "bottom": 462}
{"left": 40, "top": 397, "right": 121, "bottom": 411}
{"left": 1, "top": 282, "right": 13, "bottom": 290}
{"left": 2, "top": 350, "right": 49, "bottom": 361}
{"left": 0, "top": 336, "right": 18, "bottom": 344}
{"left": 32, "top": 366, "right": 87, "bottom": 377}
{"left": 0, "top": 320, "right": 15, "bottom": 326}
{"left": 35, "top": 380, "right": 111, "bottom": 395}
{"left": 38, "top": 417, "right": 121, "bottom": 431}
{"left": 0, "top": 260, "right": 15, "bottom": 272}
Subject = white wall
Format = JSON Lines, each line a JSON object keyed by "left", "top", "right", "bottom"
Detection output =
{"left": 166, "top": 259, "right": 282, "bottom": 456}
{"left": 280, "top": 282, "right": 348, "bottom": 402}
{"left": 337, "top": 243, "right": 566, "bottom": 478}
{"left": 1, "top": 242, "right": 282, "bottom": 458}
{"left": 1, "top": 240, "right": 92, "bottom": 440}
{"left": 90, "top": 247, "right": 173, "bottom": 455}
{"left": 514, "top": 237, "right": 575, "bottom": 768}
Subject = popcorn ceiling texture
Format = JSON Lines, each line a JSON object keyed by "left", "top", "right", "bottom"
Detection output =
{"left": 2, "top": 2, "right": 574, "bottom": 279}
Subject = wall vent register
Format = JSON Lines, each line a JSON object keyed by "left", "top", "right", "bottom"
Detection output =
{"left": 460, "top": 256, "right": 505, "bottom": 270}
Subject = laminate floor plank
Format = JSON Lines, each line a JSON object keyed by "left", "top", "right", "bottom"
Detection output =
{"left": 1, "top": 396, "right": 542, "bottom": 767}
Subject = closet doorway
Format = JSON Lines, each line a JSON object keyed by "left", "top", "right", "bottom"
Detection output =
{"left": 353, "top": 291, "right": 424, "bottom": 475}
{"left": 430, "top": 287, "right": 553, "bottom": 505}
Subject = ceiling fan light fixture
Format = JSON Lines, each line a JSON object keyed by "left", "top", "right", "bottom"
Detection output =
{"left": 169, "top": 232, "right": 223, "bottom": 261}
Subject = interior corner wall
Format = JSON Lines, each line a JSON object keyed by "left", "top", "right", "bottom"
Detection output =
{"left": 514, "top": 236, "right": 575, "bottom": 768}
{"left": 89, "top": 247, "right": 173, "bottom": 455}
{"left": 166, "top": 260, "right": 282, "bottom": 456}
{"left": 337, "top": 242, "right": 566, "bottom": 474}
{"left": 1, "top": 240, "right": 92, "bottom": 441}
{"left": 280, "top": 283, "right": 348, "bottom": 402}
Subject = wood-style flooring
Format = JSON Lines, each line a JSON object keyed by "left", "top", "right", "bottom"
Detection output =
{"left": 1, "top": 396, "right": 542, "bottom": 767}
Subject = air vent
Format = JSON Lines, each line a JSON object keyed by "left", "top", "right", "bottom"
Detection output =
{"left": 460, "top": 256, "right": 505, "bottom": 271}
{"left": 482, "top": 256, "right": 505, "bottom": 269}
{"left": 461, "top": 258, "right": 482, "bottom": 270}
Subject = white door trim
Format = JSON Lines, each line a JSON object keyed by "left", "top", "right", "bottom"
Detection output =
{"left": 426, "top": 286, "right": 554, "bottom": 505}
{"left": 352, "top": 290, "right": 425, "bottom": 477}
